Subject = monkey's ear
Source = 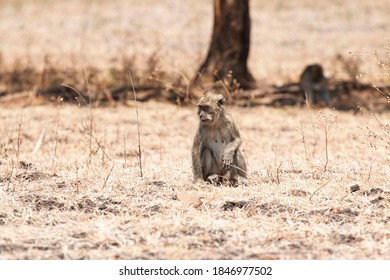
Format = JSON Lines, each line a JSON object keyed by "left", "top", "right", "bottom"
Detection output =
{"left": 217, "top": 95, "right": 226, "bottom": 107}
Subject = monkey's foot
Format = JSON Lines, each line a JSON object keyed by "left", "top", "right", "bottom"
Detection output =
{"left": 228, "top": 178, "right": 239, "bottom": 187}
{"left": 206, "top": 174, "right": 221, "bottom": 185}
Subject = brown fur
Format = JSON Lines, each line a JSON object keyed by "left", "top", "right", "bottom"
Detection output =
{"left": 300, "top": 64, "right": 331, "bottom": 107}
{"left": 191, "top": 91, "right": 247, "bottom": 185}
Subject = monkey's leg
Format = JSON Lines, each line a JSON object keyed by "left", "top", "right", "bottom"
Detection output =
{"left": 235, "top": 149, "right": 248, "bottom": 179}
{"left": 319, "top": 89, "right": 331, "bottom": 107}
{"left": 304, "top": 89, "right": 314, "bottom": 105}
{"left": 226, "top": 169, "right": 238, "bottom": 187}
{"left": 225, "top": 150, "right": 247, "bottom": 186}
{"left": 201, "top": 149, "right": 221, "bottom": 184}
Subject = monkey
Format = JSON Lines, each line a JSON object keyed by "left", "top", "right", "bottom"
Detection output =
{"left": 191, "top": 90, "right": 247, "bottom": 186}
{"left": 300, "top": 64, "right": 331, "bottom": 107}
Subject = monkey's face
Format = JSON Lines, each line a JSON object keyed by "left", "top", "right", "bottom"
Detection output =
{"left": 197, "top": 91, "right": 226, "bottom": 125}
{"left": 198, "top": 105, "right": 215, "bottom": 124}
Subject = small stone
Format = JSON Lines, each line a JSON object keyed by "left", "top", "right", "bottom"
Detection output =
{"left": 177, "top": 192, "right": 202, "bottom": 208}
{"left": 221, "top": 201, "right": 249, "bottom": 211}
{"left": 290, "top": 189, "right": 309, "bottom": 197}
{"left": 19, "top": 161, "right": 33, "bottom": 169}
{"left": 350, "top": 184, "right": 360, "bottom": 193}
{"left": 370, "top": 196, "right": 384, "bottom": 204}
{"left": 150, "top": 181, "right": 166, "bottom": 188}
{"left": 363, "top": 188, "right": 383, "bottom": 196}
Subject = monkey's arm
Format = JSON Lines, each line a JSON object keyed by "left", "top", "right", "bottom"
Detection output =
{"left": 191, "top": 129, "right": 204, "bottom": 182}
{"left": 223, "top": 121, "right": 242, "bottom": 169}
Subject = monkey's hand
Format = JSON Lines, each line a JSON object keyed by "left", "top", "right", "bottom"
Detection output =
{"left": 223, "top": 151, "right": 234, "bottom": 170}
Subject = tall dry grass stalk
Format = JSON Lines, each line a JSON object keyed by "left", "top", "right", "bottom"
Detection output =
{"left": 323, "top": 116, "right": 330, "bottom": 172}
{"left": 32, "top": 128, "right": 46, "bottom": 155}
{"left": 300, "top": 120, "right": 309, "bottom": 162}
{"left": 50, "top": 108, "right": 60, "bottom": 174}
{"left": 128, "top": 69, "right": 143, "bottom": 178}
{"left": 122, "top": 130, "right": 127, "bottom": 167}
{"left": 82, "top": 65, "right": 94, "bottom": 165}
{"left": 102, "top": 163, "right": 115, "bottom": 189}
{"left": 16, "top": 114, "right": 22, "bottom": 159}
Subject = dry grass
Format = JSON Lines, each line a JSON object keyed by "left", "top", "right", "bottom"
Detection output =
{"left": 0, "top": 0, "right": 390, "bottom": 260}
{"left": 0, "top": 0, "right": 389, "bottom": 87}
{"left": 0, "top": 102, "right": 389, "bottom": 259}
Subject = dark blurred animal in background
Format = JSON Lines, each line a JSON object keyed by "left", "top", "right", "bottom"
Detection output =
{"left": 300, "top": 64, "right": 331, "bottom": 107}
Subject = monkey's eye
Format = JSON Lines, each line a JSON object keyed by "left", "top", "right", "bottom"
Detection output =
{"left": 198, "top": 105, "right": 211, "bottom": 112}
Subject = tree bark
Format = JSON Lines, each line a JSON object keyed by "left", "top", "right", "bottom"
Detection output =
{"left": 194, "top": 0, "right": 256, "bottom": 91}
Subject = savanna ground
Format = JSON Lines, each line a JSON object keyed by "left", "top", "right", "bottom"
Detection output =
{"left": 0, "top": 0, "right": 390, "bottom": 259}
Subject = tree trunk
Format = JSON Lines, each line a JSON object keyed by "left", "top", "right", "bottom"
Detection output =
{"left": 194, "top": 0, "right": 256, "bottom": 91}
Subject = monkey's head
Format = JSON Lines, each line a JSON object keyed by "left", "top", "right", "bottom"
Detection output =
{"left": 305, "top": 64, "right": 325, "bottom": 83}
{"left": 197, "top": 91, "right": 226, "bottom": 126}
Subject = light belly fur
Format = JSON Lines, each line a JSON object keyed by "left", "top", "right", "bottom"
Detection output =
{"left": 205, "top": 129, "right": 230, "bottom": 167}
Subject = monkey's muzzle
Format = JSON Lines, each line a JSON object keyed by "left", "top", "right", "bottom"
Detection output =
{"left": 199, "top": 112, "right": 211, "bottom": 123}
